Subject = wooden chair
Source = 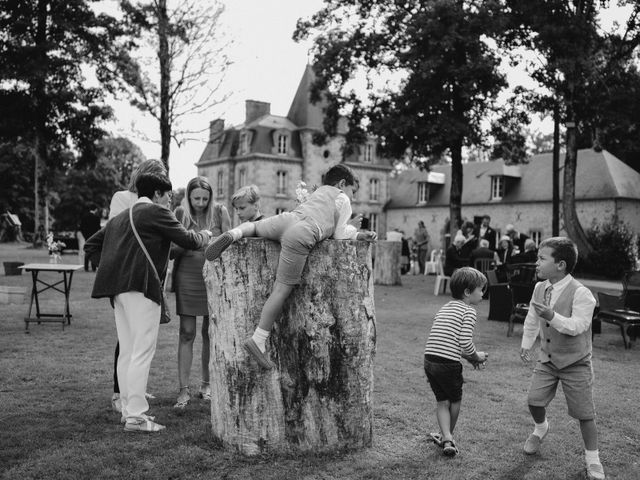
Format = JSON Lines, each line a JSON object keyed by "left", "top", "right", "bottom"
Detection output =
{"left": 595, "top": 271, "right": 640, "bottom": 348}
{"left": 473, "top": 257, "right": 496, "bottom": 275}
{"left": 433, "top": 253, "right": 451, "bottom": 296}
{"left": 486, "top": 269, "right": 512, "bottom": 323}
{"left": 424, "top": 249, "right": 439, "bottom": 276}
{"left": 506, "top": 264, "right": 538, "bottom": 337}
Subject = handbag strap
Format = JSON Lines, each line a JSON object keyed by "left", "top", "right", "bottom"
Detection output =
{"left": 129, "top": 204, "right": 164, "bottom": 285}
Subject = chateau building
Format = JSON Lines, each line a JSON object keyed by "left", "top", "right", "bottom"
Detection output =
{"left": 196, "top": 65, "right": 394, "bottom": 230}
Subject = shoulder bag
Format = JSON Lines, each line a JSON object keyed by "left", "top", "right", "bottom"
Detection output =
{"left": 129, "top": 205, "right": 171, "bottom": 324}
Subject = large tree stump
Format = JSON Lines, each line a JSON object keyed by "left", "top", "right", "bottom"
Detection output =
{"left": 203, "top": 238, "right": 376, "bottom": 455}
{"left": 373, "top": 240, "right": 402, "bottom": 286}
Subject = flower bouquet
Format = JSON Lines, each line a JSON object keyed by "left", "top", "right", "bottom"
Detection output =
{"left": 46, "top": 232, "right": 66, "bottom": 263}
{"left": 295, "top": 181, "right": 317, "bottom": 205}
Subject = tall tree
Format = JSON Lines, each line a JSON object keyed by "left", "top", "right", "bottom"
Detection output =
{"left": 504, "top": 0, "right": 640, "bottom": 255}
{"left": 120, "top": 0, "right": 231, "bottom": 172}
{"left": 295, "top": 0, "right": 507, "bottom": 237}
{"left": 0, "top": 0, "right": 136, "bottom": 238}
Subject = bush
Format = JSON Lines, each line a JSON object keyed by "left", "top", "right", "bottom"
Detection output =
{"left": 578, "top": 217, "right": 639, "bottom": 279}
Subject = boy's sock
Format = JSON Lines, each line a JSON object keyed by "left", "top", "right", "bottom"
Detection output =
{"left": 533, "top": 419, "right": 548, "bottom": 438}
{"left": 229, "top": 228, "right": 243, "bottom": 241}
{"left": 585, "top": 449, "right": 601, "bottom": 465}
{"left": 252, "top": 327, "right": 270, "bottom": 353}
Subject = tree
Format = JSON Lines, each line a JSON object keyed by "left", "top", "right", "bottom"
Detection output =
{"left": 0, "top": 0, "right": 137, "bottom": 239}
{"left": 120, "top": 0, "right": 231, "bottom": 172}
{"left": 504, "top": 0, "right": 640, "bottom": 255}
{"left": 294, "top": 0, "right": 507, "bottom": 237}
{"left": 489, "top": 98, "right": 531, "bottom": 163}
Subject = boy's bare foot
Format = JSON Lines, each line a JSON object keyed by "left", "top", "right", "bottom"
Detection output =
{"left": 205, "top": 232, "right": 234, "bottom": 261}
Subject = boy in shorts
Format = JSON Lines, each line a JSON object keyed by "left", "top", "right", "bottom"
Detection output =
{"left": 423, "top": 267, "right": 488, "bottom": 456}
{"left": 520, "top": 237, "right": 604, "bottom": 479}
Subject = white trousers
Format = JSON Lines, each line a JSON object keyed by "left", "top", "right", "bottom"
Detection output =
{"left": 114, "top": 292, "right": 160, "bottom": 420}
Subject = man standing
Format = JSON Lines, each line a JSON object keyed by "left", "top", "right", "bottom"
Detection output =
{"left": 474, "top": 215, "right": 497, "bottom": 251}
{"left": 78, "top": 204, "right": 101, "bottom": 271}
{"left": 414, "top": 220, "right": 430, "bottom": 274}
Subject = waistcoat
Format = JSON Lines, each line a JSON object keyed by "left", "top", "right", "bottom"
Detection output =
{"left": 535, "top": 279, "right": 592, "bottom": 369}
{"left": 294, "top": 185, "right": 342, "bottom": 240}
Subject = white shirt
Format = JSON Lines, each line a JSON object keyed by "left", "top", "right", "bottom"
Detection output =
{"left": 332, "top": 192, "right": 359, "bottom": 240}
{"left": 521, "top": 274, "right": 596, "bottom": 350}
{"left": 109, "top": 190, "right": 138, "bottom": 220}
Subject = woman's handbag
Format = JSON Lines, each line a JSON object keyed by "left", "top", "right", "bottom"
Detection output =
{"left": 129, "top": 206, "right": 171, "bottom": 324}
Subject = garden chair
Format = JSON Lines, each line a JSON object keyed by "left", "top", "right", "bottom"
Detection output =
{"left": 433, "top": 253, "right": 450, "bottom": 296}
{"left": 474, "top": 258, "right": 496, "bottom": 299}
{"left": 486, "top": 270, "right": 512, "bottom": 324}
{"left": 424, "top": 249, "right": 439, "bottom": 275}
{"left": 594, "top": 271, "right": 640, "bottom": 349}
{"left": 506, "top": 264, "right": 538, "bottom": 337}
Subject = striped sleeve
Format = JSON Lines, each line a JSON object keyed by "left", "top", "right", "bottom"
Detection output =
{"left": 424, "top": 301, "right": 478, "bottom": 361}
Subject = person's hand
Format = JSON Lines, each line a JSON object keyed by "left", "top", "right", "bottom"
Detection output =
{"left": 357, "top": 231, "right": 377, "bottom": 242}
{"left": 348, "top": 213, "right": 363, "bottom": 229}
{"left": 520, "top": 347, "right": 533, "bottom": 364}
{"left": 530, "top": 300, "right": 554, "bottom": 321}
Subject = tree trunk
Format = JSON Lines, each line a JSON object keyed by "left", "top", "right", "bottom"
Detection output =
{"left": 158, "top": 0, "right": 171, "bottom": 172}
{"left": 203, "top": 238, "right": 376, "bottom": 455}
{"left": 563, "top": 121, "right": 594, "bottom": 256}
{"left": 552, "top": 104, "right": 560, "bottom": 237}
{"left": 449, "top": 140, "right": 463, "bottom": 239}
{"left": 373, "top": 241, "right": 402, "bottom": 286}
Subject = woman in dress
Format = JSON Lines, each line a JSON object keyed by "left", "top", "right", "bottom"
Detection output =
{"left": 172, "top": 176, "right": 231, "bottom": 408}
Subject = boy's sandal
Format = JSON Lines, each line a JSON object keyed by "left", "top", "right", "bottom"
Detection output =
{"left": 442, "top": 440, "right": 459, "bottom": 457}
{"left": 428, "top": 432, "right": 443, "bottom": 447}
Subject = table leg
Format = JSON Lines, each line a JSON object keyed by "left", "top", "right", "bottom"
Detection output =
{"left": 63, "top": 271, "right": 74, "bottom": 325}
{"left": 620, "top": 323, "right": 630, "bottom": 349}
{"left": 25, "top": 270, "right": 37, "bottom": 331}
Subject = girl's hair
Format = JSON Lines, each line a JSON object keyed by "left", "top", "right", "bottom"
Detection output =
{"left": 179, "top": 176, "right": 217, "bottom": 229}
{"left": 450, "top": 267, "right": 487, "bottom": 299}
{"left": 136, "top": 172, "right": 172, "bottom": 199}
{"left": 231, "top": 184, "right": 260, "bottom": 207}
{"left": 323, "top": 164, "right": 358, "bottom": 187}
{"left": 128, "top": 159, "right": 167, "bottom": 193}
{"left": 539, "top": 236, "right": 579, "bottom": 273}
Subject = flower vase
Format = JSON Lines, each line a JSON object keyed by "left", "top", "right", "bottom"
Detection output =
{"left": 49, "top": 253, "right": 61, "bottom": 264}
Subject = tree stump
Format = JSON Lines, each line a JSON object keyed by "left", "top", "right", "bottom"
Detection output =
{"left": 373, "top": 240, "right": 402, "bottom": 286}
{"left": 203, "top": 238, "right": 376, "bottom": 455}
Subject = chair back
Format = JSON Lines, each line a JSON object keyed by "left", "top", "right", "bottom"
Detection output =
{"left": 486, "top": 269, "right": 502, "bottom": 286}
{"left": 429, "top": 249, "right": 438, "bottom": 262}
{"left": 508, "top": 264, "right": 537, "bottom": 305}
{"left": 623, "top": 271, "right": 640, "bottom": 293}
{"left": 436, "top": 252, "right": 446, "bottom": 277}
{"left": 474, "top": 258, "right": 496, "bottom": 275}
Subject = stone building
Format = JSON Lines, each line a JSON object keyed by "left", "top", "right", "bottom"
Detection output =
{"left": 196, "top": 65, "right": 394, "bottom": 230}
{"left": 386, "top": 148, "right": 640, "bottom": 250}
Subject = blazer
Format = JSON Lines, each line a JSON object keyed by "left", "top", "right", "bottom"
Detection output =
{"left": 474, "top": 225, "right": 497, "bottom": 251}
{"left": 85, "top": 200, "right": 208, "bottom": 305}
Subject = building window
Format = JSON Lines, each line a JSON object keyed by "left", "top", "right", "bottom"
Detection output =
{"left": 276, "top": 170, "right": 287, "bottom": 195}
{"left": 238, "top": 168, "right": 246, "bottom": 188}
{"left": 277, "top": 134, "right": 288, "bottom": 154}
{"left": 369, "top": 213, "right": 378, "bottom": 233}
{"left": 418, "top": 182, "right": 429, "bottom": 204}
{"left": 363, "top": 144, "right": 373, "bottom": 163}
{"left": 275, "top": 207, "right": 287, "bottom": 215}
{"left": 239, "top": 131, "right": 252, "bottom": 155}
{"left": 490, "top": 176, "right": 504, "bottom": 200}
{"left": 369, "top": 178, "right": 379, "bottom": 201}
{"left": 529, "top": 230, "right": 542, "bottom": 247}
{"left": 217, "top": 171, "right": 224, "bottom": 198}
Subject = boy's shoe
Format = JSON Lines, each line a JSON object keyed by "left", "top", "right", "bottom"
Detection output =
{"left": 124, "top": 416, "right": 165, "bottom": 433}
{"left": 205, "top": 232, "right": 234, "bottom": 261}
{"left": 586, "top": 463, "right": 605, "bottom": 480}
{"left": 243, "top": 338, "right": 274, "bottom": 370}
{"left": 442, "top": 440, "right": 459, "bottom": 457}
{"left": 198, "top": 384, "right": 212, "bottom": 401}
{"left": 428, "top": 432, "right": 443, "bottom": 447}
{"left": 523, "top": 427, "right": 549, "bottom": 455}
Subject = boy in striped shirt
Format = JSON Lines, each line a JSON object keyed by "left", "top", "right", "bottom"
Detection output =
{"left": 424, "top": 267, "right": 489, "bottom": 456}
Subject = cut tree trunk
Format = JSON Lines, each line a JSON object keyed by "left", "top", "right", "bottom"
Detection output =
{"left": 203, "top": 238, "right": 376, "bottom": 455}
{"left": 373, "top": 240, "right": 402, "bottom": 286}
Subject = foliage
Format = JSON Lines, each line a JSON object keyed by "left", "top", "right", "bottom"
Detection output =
{"left": 0, "top": 142, "right": 36, "bottom": 232}
{"left": 294, "top": 0, "right": 508, "bottom": 236}
{"left": 120, "top": 0, "right": 231, "bottom": 171}
{"left": 579, "top": 216, "right": 639, "bottom": 279}
{"left": 489, "top": 98, "right": 530, "bottom": 163}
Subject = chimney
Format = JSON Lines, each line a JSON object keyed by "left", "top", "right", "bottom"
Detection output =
{"left": 209, "top": 119, "right": 224, "bottom": 143}
{"left": 245, "top": 100, "right": 270, "bottom": 124}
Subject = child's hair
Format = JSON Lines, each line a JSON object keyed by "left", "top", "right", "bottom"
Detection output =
{"left": 179, "top": 176, "right": 217, "bottom": 229}
{"left": 136, "top": 171, "right": 172, "bottom": 200}
{"left": 323, "top": 164, "right": 358, "bottom": 187}
{"left": 539, "top": 236, "right": 578, "bottom": 273}
{"left": 231, "top": 184, "right": 260, "bottom": 207}
{"left": 450, "top": 267, "right": 487, "bottom": 300}
{"left": 128, "top": 159, "right": 167, "bottom": 193}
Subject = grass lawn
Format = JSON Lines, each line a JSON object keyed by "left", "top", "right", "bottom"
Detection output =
{"left": 1, "top": 243, "right": 639, "bottom": 480}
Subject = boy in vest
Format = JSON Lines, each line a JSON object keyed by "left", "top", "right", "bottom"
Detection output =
{"left": 205, "top": 164, "right": 377, "bottom": 369}
{"left": 520, "top": 237, "right": 604, "bottom": 480}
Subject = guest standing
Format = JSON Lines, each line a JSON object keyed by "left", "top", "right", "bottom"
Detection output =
{"left": 172, "top": 177, "right": 231, "bottom": 409}
{"left": 414, "top": 220, "right": 430, "bottom": 274}
{"left": 474, "top": 215, "right": 497, "bottom": 251}
{"left": 77, "top": 204, "right": 101, "bottom": 271}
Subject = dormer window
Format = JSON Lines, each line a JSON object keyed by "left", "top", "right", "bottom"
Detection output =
{"left": 278, "top": 134, "right": 287, "bottom": 154}
{"left": 272, "top": 129, "right": 291, "bottom": 155}
{"left": 363, "top": 143, "right": 374, "bottom": 163}
{"left": 491, "top": 176, "right": 504, "bottom": 200}
{"left": 418, "top": 182, "right": 429, "bottom": 204}
{"left": 369, "top": 178, "right": 379, "bottom": 201}
{"left": 239, "top": 130, "right": 253, "bottom": 155}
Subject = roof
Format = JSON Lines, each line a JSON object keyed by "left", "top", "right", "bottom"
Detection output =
{"left": 387, "top": 149, "right": 640, "bottom": 208}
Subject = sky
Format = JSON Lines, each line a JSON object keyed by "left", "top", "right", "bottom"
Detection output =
{"left": 104, "top": 1, "right": 633, "bottom": 190}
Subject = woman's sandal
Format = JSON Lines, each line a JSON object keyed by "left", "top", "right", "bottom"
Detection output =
{"left": 198, "top": 383, "right": 212, "bottom": 401}
{"left": 173, "top": 387, "right": 190, "bottom": 409}
{"left": 442, "top": 440, "right": 459, "bottom": 457}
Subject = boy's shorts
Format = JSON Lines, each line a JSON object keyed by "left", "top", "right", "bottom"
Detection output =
{"left": 527, "top": 356, "right": 595, "bottom": 420}
{"left": 424, "top": 354, "right": 463, "bottom": 402}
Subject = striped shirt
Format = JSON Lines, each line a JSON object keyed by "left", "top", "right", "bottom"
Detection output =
{"left": 424, "top": 300, "right": 478, "bottom": 361}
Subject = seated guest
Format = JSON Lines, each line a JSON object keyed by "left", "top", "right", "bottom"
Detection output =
{"left": 496, "top": 235, "right": 514, "bottom": 265}
{"left": 470, "top": 238, "right": 500, "bottom": 268}
{"left": 505, "top": 224, "right": 529, "bottom": 253}
{"left": 444, "top": 234, "right": 469, "bottom": 276}
{"left": 457, "top": 220, "right": 478, "bottom": 259}
{"left": 509, "top": 239, "right": 538, "bottom": 264}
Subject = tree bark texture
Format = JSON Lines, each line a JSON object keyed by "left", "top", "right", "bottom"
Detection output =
{"left": 203, "top": 238, "right": 376, "bottom": 455}
{"left": 373, "top": 241, "right": 402, "bottom": 286}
